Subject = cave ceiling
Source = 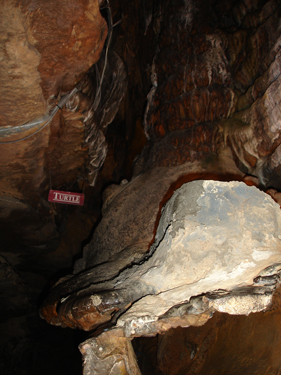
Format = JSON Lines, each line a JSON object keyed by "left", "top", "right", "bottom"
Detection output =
{"left": 1, "top": 0, "right": 281, "bottom": 374}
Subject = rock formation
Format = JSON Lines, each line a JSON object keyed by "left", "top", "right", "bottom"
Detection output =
{"left": 40, "top": 179, "right": 281, "bottom": 373}
{"left": 2, "top": 0, "right": 281, "bottom": 374}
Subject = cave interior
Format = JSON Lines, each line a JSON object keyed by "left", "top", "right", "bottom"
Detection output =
{"left": 2, "top": 0, "right": 281, "bottom": 374}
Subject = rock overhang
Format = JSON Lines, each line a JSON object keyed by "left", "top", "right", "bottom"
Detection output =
{"left": 41, "top": 179, "right": 281, "bottom": 337}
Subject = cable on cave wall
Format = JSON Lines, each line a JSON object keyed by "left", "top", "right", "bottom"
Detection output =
{"left": 0, "top": 88, "right": 79, "bottom": 144}
{"left": 0, "top": 0, "right": 113, "bottom": 145}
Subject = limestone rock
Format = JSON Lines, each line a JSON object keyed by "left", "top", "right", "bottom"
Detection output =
{"left": 156, "top": 294, "right": 281, "bottom": 375}
{"left": 116, "top": 180, "right": 281, "bottom": 334}
{"left": 0, "top": 0, "right": 107, "bottom": 244}
{"left": 0, "top": 0, "right": 107, "bottom": 128}
{"left": 0, "top": 0, "right": 110, "bottom": 261}
{"left": 79, "top": 161, "right": 243, "bottom": 271}
{"left": 79, "top": 329, "right": 141, "bottom": 375}
{"left": 79, "top": 51, "right": 127, "bottom": 186}
{"left": 41, "top": 179, "right": 281, "bottom": 336}
{"left": 40, "top": 162, "right": 245, "bottom": 330}
{"left": 141, "top": 0, "right": 281, "bottom": 182}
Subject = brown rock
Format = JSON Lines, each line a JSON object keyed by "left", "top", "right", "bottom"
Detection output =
{"left": 79, "top": 329, "right": 141, "bottom": 375}
{"left": 0, "top": 0, "right": 107, "bottom": 250}
{"left": 158, "top": 286, "right": 281, "bottom": 375}
{"left": 142, "top": 0, "right": 281, "bottom": 183}
{"left": 40, "top": 160, "right": 245, "bottom": 331}
{"left": 26, "top": 0, "right": 107, "bottom": 98}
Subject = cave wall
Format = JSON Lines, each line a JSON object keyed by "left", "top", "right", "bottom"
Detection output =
{"left": 134, "top": 287, "right": 281, "bottom": 375}
{"left": 136, "top": 0, "right": 281, "bottom": 181}
{"left": 2, "top": 0, "right": 281, "bottom": 374}
{"left": 0, "top": 0, "right": 107, "bottom": 258}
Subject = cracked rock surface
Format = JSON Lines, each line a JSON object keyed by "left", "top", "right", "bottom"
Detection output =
{"left": 41, "top": 179, "right": 281, "bottom": 338}
{"left": 116, "top": 180, "right": 281, "bottom": 335}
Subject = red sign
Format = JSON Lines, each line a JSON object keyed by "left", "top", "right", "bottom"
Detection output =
{"left": 48, "top": 190, "right": 84, "bottom": 206}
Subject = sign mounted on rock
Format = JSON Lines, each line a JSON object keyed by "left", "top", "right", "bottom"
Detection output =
{"left": 48, "top": 190, "right": 84, "bottom": 206}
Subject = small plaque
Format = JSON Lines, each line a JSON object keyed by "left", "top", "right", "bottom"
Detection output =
{"left": 48, "top": 190, "right": 84, "bottom": 206}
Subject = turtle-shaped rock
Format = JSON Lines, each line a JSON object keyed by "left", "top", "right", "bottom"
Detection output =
{"left": 41, "top": 168, "right": 281, "bottom": 335}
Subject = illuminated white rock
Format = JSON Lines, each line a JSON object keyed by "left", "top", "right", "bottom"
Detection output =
{"left": 116, "top": 180, "right": 281, "bottom": 335}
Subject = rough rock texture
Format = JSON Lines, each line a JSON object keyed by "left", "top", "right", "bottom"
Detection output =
{"left": 0, "top": 0, "right": 108, "bottom": 254}
{"left": 155, "top": 286, "right": 281, "bottom": 375}
{"left": 0, "top": 0, "right": 107, "bottom": 127}
{"left": 79, "top": 329, "right": 141, "bottom": 375}
{"left": 3, "top": 0, "right": 281, "bottom": 374}
{"left": 140, "top": 0, "right": 281, "bottom": 182}
{"left": 116, "top": 180, "right": 281, "bottom": 335}
{"left": 79, "top": 157, "right": 243, "bottom": 271}
{"left": 67, "top": 50, "right": 127, "bottom": 186}
{"left": 0, "top": 0, "right": 128, "bottom": 299}
{"left": 0, "top": 3, "right": 119, "bottom": 373}
{"left": 40, "top": 160, "right": 245, "bottom": 329}
{"left": 41, "top": 179, "right": 281, "bottom": 339}
{"left": 49, "top": 179, "right": 281, "bottom": 374}
{"left": 88, "top": 288, "right": 281, "bottom": 375}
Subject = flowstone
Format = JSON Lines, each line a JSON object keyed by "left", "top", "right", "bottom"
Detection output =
{"left": 41, "top": 180, "right": 281, "bottom": 374}
{"left": 116, "top": 180, "right": 281, "bottom": 335}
